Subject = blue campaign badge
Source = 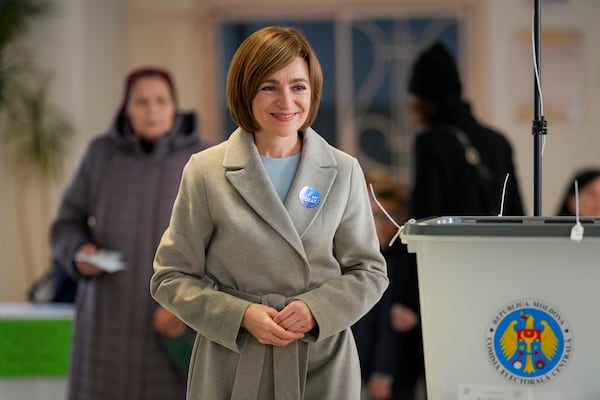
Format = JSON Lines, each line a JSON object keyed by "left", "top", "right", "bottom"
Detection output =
{"left": 299, "top": 186, "right": 320, "bottom": 208}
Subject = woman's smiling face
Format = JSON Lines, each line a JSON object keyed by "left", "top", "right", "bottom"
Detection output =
{"left": 251, "top": 56, "right": 311, "bottom": 140}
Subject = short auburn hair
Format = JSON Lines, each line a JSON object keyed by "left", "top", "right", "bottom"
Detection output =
{"left": 226, "top": 26, "right": 323, "bottom": 133}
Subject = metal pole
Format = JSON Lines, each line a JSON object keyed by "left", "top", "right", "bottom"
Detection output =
{"left": 532, "top": 0, "right": 546, "bottom": 216}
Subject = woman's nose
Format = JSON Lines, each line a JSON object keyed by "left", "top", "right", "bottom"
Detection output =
{"left": 147, "top": 101, "right": 160, "bottom": 114}
{"left": 276, "top": 89, "right": 293, "bottom": 107}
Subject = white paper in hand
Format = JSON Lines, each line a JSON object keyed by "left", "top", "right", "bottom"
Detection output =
{"left": 76, "top": 249, "right": 125, "bottom": 273}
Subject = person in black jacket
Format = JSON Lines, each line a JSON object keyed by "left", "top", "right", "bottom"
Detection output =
{"left": 407, "top": 42, "right": 524, "bottom": 219}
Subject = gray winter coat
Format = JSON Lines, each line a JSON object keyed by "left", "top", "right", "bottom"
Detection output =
{"left": 151, "top": 128, "right": 388, "bottom": 400}
{"left": 50, "top": 112, "right": 205, "bottom": 400}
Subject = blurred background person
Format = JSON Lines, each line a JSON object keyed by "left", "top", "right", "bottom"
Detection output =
{"left": 49, "top": 67, "right": 206, "bottom": 400}
{"left": 556, "top": 168, "right": 600, "bottom": 217}
{"left": 407, "top": 42, "right": 524, "bottom": 220}
{"left": 353, "top": 171, "right": 425, "bottom": 400}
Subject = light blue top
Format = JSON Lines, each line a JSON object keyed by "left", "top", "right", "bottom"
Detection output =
{"left": 260, "top": 153, "right": 301, "bottom": 202}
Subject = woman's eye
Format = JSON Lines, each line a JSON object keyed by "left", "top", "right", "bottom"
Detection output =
{"left": 293, "top": 85, "right": 307, "bottom": 91}
{"left": 260, "top": 85, "right": 276, "bottom": 92}
{"left": 132, "top": 98, "right": 149, "bottom": 106}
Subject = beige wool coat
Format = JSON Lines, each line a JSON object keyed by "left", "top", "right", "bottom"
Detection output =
{"left": 151, "top": 127, "right": 388, "bottom": 400}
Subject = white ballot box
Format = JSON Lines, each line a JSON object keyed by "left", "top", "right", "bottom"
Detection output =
{"left": 400, "top": 216, "right": 600, "bottom": 400}
{"left": 0, "top": 303, "right": 73, "bottom": 400}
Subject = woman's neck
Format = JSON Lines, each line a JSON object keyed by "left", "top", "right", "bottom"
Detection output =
{"left": 254, "top": 132, "right": 302, "bottom": 158}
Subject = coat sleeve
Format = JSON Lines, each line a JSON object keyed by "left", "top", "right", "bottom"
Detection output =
{"left": 150, "top": 155, "right": 252, "bottom": 353}
{"left": 50, "top": 143, "right": 97, "bottom": 278}
{"left": 295, "top": 158, "right": 388, "bottom": 340}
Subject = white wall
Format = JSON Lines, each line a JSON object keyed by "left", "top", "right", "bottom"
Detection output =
{"left": 1, "top": 0, "right": 599, "bottom": 301}
{"left": 487, "top": 0, "right": 600, "bottom": 215}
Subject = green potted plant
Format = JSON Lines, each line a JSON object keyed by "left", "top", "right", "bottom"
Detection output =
{"left": 1, "top": 0, "right": 74, "bottom": 290}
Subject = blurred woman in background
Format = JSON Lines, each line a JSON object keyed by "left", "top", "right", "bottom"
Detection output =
{"left": 50, "top": 67, "right": 205, "bottom": 400}
{"left": 556, "top": 168, "right": 600, "bottom": 217}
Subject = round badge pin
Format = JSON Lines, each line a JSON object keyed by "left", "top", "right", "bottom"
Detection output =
{"left": 299, "top": 186, "right": 320, "bottom": 208}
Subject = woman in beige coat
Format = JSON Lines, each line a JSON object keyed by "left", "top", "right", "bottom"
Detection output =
{"left": 151, "top": 26, "right": 388, "bottom": 400}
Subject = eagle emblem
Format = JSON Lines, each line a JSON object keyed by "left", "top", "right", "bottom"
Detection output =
{"left": 487, "top": 300, "right": 573, "bottom": 383}
{"left": 498, "top": 312, "right": 559, "bottom": 374}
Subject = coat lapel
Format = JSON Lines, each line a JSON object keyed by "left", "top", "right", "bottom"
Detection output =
{"left": 223, "top": 129, "right": 307, "bottom": 261}
{"left": 285, "top": 128, "right": 337, "bottom": 238}
{"left": 223, "top": 128, "right": 337, "bottom": 260}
